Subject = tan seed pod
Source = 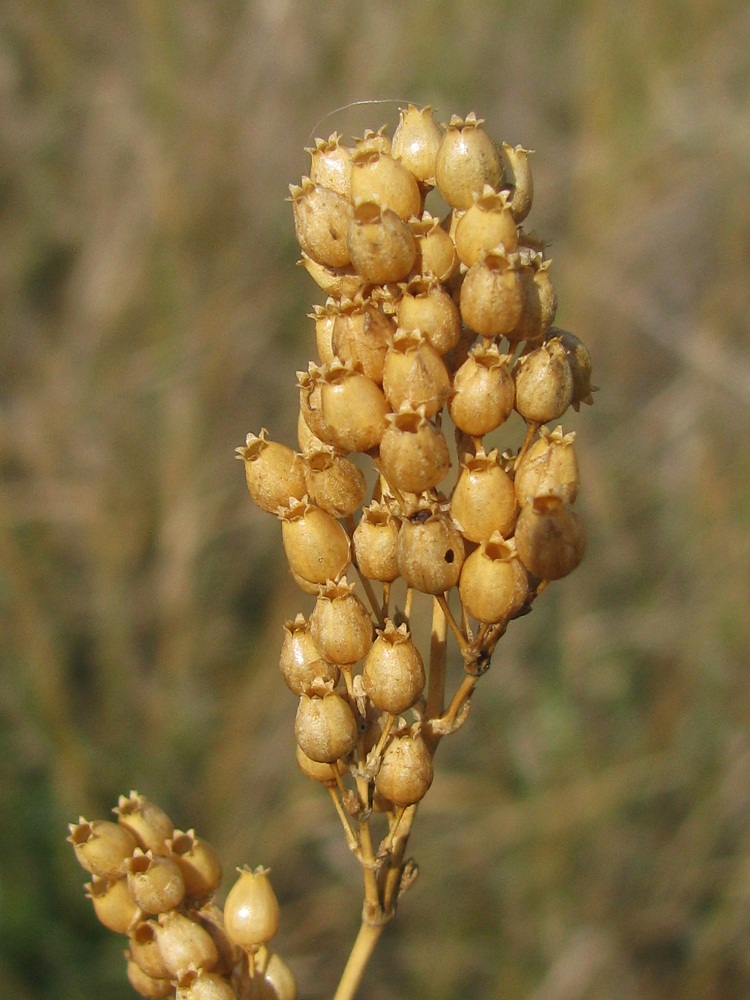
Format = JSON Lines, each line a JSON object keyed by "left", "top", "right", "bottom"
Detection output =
{"left": 448, "top": 342, "right": 515, "bottom": 436}
{"left": 303, "top": 444, "right": 366, "bottom": 518}
{"left": 352, "top": 502, "right": 401, "bottom": 582}
{"left": 511, "top": 255, "right": 556, "bottom": 345}
{"left": 397, "top": 509, "right": 465, "bottom": 594}
{"left": 289, "top": 178, "right": 352, "bottom": 267}
{"left": 298, "top": 254, "right": 364, "bottom": 298}
{"left": 382, "top": 328, "right": 451, "bottom": 418}
{"left": 351, "top": 150, "right": 422, "bottom": 221}
{"left": 126, "top": 954, "right": 173, "bottom": 998}
{"left": 454, "top": 185, "right": 518, "bottom": 266}
{"left": 513, "top": 338, "right": 573, "bottom": 423}
{"left": 295, "top": 744, "right": 347, "bottom": 787}
{"left": 330, "top": 295, "right": 395, "bottom": 384}
{"left": 346, "top": 201, "right": 416, "bottom": 284}
{"left": 501, "top": 143, "right": 534, "bottom": 222}
{"left": 514, "top": 425, "right": 579, "bottom": 505}
{"left": 309, "top": 579, "right": 373, "bottom": 665}
{"left": 307, "top": 132, "right": 353, "bottom": 197}
{"left": 295, "top": 685, "right": 358, "bottom": 763}
{"left": 353, "top": 126, "right": 392, "bottom": 157}
{"left": 223, "top": 866, "right": 280, "bottom": 951}
{"left": 236, "top": 431, "right": 307, "bottom": 515}
{"left": 308, "top": 300, "right": 338, "bottom": 365}
{"left": 129, "top": 920, "right": 172, "bottom": 980}
{"left": 175, "top": 970, "right": 238, "bottom": 1000}
{"left": 546, "top": 327, "right": 596, "bottom": 410}
{"left": 449, "top": 448, "right": 518, "bottom": 542}
{"left": 300, "top": 361, "right": 390, "bottom": 454}
{"left": 252, "top": 947, "right": 298, "bottom": 1000}
{"left": 127, "top": 850, "right": 185, "bottom": 915}
{"left": 391, "top": 105, "right": 442, "bottom": 184}
{"left": 68, "top": 818, "right": 137, "bottom": 879}
{"left": 279, "top": 614, "right": 339, "bottom": 694}
{"left": 362, "top": 620, "right": 425, "bottom": 715}
{"left": 192, "top": 901, "right": 237, "bottom": 978}
{"left": 435, "top": 113, "right": 502, "bottom": 209}
{"left": 85, "top": 875, "right": 141, "bottom": 934}
{"left": 458, "top": 534, "right": 529, "bottom": 623}
{"left": 279, "top": 498, "right": 351, "bottom": 587}
{"left": 396, "top": 277, "right": 461, "bottom": 355}
{"left": 375, "top": 730, "right": 433, "bottom": 806}
{"left": 514, "top": 494, "right": 586, "bottom": 580}
{"left": 409, "top": 213, "right": 459, "bottom": 283}
{"left": 167, "top": 830, "right": 223, "bottom": 898}
{"left": 379, "top": 408, "right": 451, "bottom": 495}
{"left": 459, "top": 249, "right": 524, "bottom": 338}
{"left": 297, "top": 408, "right": 325, "bottom": 454}
{"left": 154, "top": 908, "right": 220, "bottom": 978}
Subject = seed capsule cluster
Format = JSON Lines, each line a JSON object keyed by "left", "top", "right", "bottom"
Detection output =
{"left": 237, "top": 107, "right": 594, "bottom": 920}
{"left": 68, "top": 792, "right": 295, "bottom": 1000}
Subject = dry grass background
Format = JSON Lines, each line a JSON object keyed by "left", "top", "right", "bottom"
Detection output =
{"left": 1, "top": 1, "right": 750, "bottom": 998}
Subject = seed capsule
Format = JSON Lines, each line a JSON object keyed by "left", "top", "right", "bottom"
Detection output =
{"left": 154, "top": 908, "right": 220, "bottom": 977}
{"left": 295, "top": 685, "right": 358, "bottom": 763}
{"left": 296, "top": 744, "right": 346, "bottom": 787}
{"left": 68, "top": 818, "right": 137, "bottom": 879}
{"left": 85, "top": 875, "right": 140, "bottom": 934}
{"left": 459, "top": 534, "right": 529, "bottom": 623}
{"left": 409, "top": 213, "right": 459, "bottom": 283}
{"left": 175, "top": 970, "right": 238, "bottom": 1000}
{"left": 397, "top": 509, "right": 465, "bottom": 594}
{"left": 167, "top": 830, "right": 223, "bottom": 898}
{"left": 126, "top": 955, "right": 172, "bottom": 998}
{"left": 501, "top": 143, "right": 534, "bottom": 222}
{"left": 435, "top": 113, "right": 502, "bottom": 209}
{"left": 347, "top": 201, "right": 416, "bottom": 283}
{"left": 279, "top": 614, "right": 340, "bottom": 694}
{"left": 303, "top": 444, "right": 366, "bottom": 518}
{"left": 309, "top": 579, "right": 373, "bottom": 665}
{"left": 236, "top": 431, "right": 307, "bottom": 515}
{"left": 362, "top": 620, "right": 425, "bottom": 715}
{"left": 514, "top": 494, "right": 586, "bottom": 580}
{"left": 514, "top": 425, "right": 579, "bottom": 505}
{"left": 289, "top": 178, "right": 353, "bottom": 267}
{"left": 512, "top": 256, "right": 557, "bottom": 345}
{"left": 129, "top": 920, "right": 172, "bottom": 980}
{"left": 454, "top": 185, "right": 518, "bottom": 266}
{"left": 382, "top": 329, "right": 451, "bottom": 418}
{"left": 307, "top": 132, "right": 353, "bottom": 197}
{"left": 375, "top": 730, "right": 433, "bottom": 806}
{"left": 299, "top": 361, "right": 389, "bottom": 454}
{"left": 308, "top": 300, "right": 337, "bottom": 364}
{"left": 330, "top": 295, "right": 395, "bottom": 384}
{"left": 391, "top": 105, "right": 442, "bottom": 184}
{"left": 449, "top": 449, "right": 518, "bottom": 542}
{"left": 448, "top": 342, "right": 515, "bottom": 436}
{"left": 253, "top": 947, "right": 298, "bottom": 1000}
{"left": 379, "top": 408, "right": 450, "bottom": 495}
{"left": 279, "top": 498, "right": 351, "bottom": 587}
{"left": 396, "top": 277, "right": 461, "bottom": 355}
{"left": 127, "top": 850, "right": 185, "bottom": 915}
{"left": 546, "top": 327, "right": 596, "bottom": 410}
{"left": 513, "top": 338, "right": 573, "bottom": 423}
{"left": 354, "top": 126, "right": 391, "bottom": 157}
{"left": 352, "top": 502, "right": 401, "bottom": 582}
{"left": 223, "top": 866, "right": 280, "bottom": 951}
{"left": 351, "top": 150, "right": 422, "bottom": 221}
{"left": 460, "top": 249, "right": 524, "bottom": 338}
{"left": 298, "top": 254, "right": 363, "bottom": 298}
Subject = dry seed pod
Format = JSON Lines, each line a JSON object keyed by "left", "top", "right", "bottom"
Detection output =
{"left": 303, "top": 444, "right": 366, "bottom": 518}
{"left": 295, "top": 684, "right": 358, "bottom": 763}
{"left": 501, "top": 143, "right": 534, "bottom": 222}
{"left": 307, "top": 132, "right": 353, "bottom": 197}
{"left": 193, "top": 901, "right": 237, "bottom": 978}
{"left": 129, "top": 920, "right": 172, "bottom": 980}
{"left": 448, "top": 341, "right": 515, "bottom": 436}
{"left": 375, "top": 729, "right": 433, "bottom": 806}
{"left": 454, "top": 185, "right": 518, "bottom": 266}
{"left": 154, "top": 908, "right": 220, "bottom": 977}
{"left": 309, "top": 579, "right": 373, "bottom": 665}
{"left": 352, "top": 502, "right": 401, "bottom": 582}
{"left": 279, "top": 614, "right": 340, "bottom": 694}
{"left": 382, "top": 328, "right": 451, "bottom": 418}
{"left": 127, "top": 850, "right": 185, "bottom": 915}
{"left": 223, "top": 866, "right": 280, "bottom": 951}
{"left": 396, "top": 277, "right": 461, "bottom": 355}
{"left": 379, "top": 408, "right": 450, "bottom": 495}
{"left": 252, "top": 948, "right": 298, "bottom": 1000}
{"left": 236, "top": 431, "right": 307, "bottom": 515}
{"left": 279, "top": 498, "right": 351, "bottom": 587}
{"left": 299, "top": 361, "right": 389, "bottom": 454}
{"left": 513, "top": 338, "right": 573, "bottom": 423}
{"left": 354, "top": 126, "right": 391, "bottom": 157}
{"left": 330, "top": 294, "right": 395, "bottom": 383}
{"left": 289, "top": 178, "right": 352, "bottom": 267}
{"left": 449, "top": 448, "right": 518, "bottom": 542}
{"left": 175, "top": 970, "right": 237, "bottom": 1000}
{"left": 514, "top": 425, "right": 579, "bottom": 505}
{"left": 308, "top": 301, "right": 337, "bottom": 365}
{"left": 68, "top": 818, "right": 137, "bottom": 879}
{"left": 409, "top": 213, "right": 459, "bottom": 283}
{"left": 296, "top": 408, "right": 325, "bottom": 454}
{"left": 459, "top": 534, "right": 529, "bottom": 623}
{"left": 546, "top": 327, "right": 596, "bottom": 410}
{"left": 298, "top": 254, "right": 363, "bottom": 298}
{"left": 460, "top": 249, "right": 524, "bottom": 338}
{"left": 115, "top": 795, "right": 175, "bottom": 856}
{"left": 126, "top": 955, "right": 172, "bottom": 998}
{"left": 351, "top": 150, "right": 422, "bottom": 221}
{"left": 435, "top": 113, "right": 502, "bottom": 209}
{"left": 362, "top": 620, "right": 426, "bottom": 715}
{"left": 85, "top": 875, "right": 140, "bottom": 934}
{"left": 167, "top": 830, "right": 223, "bottom": 898}
{"left": 295, "top": 744, "right": 346, "bottom": 787}
{"left": 514, "top": 494, "right": 586, "bottom": 580}
{"left": 512, "top": 255, "right": 556, "bottom": 345}
{"left": 391, "top": 104, "right": 442, "bottom": 184}
{"left": 347, "top": 201, "right": 417, "bottom": 283}
{"left": 397, "top": 509, "right": 465, "bottom": 594}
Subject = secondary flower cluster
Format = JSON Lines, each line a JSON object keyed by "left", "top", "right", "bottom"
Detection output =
{"left": 237, "top": 106, "right": 594, "bottom": 919}
{"left": 68, "top": 792, "right": 295, "bottom": 1000}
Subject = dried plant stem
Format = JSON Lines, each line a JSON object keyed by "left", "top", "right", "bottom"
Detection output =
{"left": 332, "top": 921, "right": 385, "bottom": 1000}
{"left": 426, "top": 597, "right": 447, "bottom": 719}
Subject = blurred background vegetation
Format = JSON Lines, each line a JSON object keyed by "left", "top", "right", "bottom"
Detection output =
{"left": 1, "top": 1, "right": 749, "bottom": 997}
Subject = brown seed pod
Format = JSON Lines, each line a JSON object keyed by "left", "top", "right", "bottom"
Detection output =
{"left": 279, "top": 498, "right": 351, "bottom": 587}
{"left": 127, "top": 850, "right": 185, "bottom": 915}
{"left": 295, "top": 683, "right": 358, "bottom": 763}
{"left": 449, "top": 448, "right": 518, "bottom": 542}
{"left": 454, "top": 185, "right": 518, "bottom": 266}
{"left": 295, "top": 744, "right": 346, "bottom": 788}
{"left": 289, "top": 178, "right": 353, "bottom": 268}
{"left": 223, "top": 866, "right": 280, "bottom": 951}
{"left": 352, "top": 502, "right": 401, "bottom": 582}
{"left": 308, "top": 300, "right": 338, "bottom": 365}
{"left": 154, "top": 908, "right": 220, "bottom": 978}
{"left": 302, "top": 444, "right": 366, "bottom": 518}
{"left": 382, "top": 328, "right": 451, "bottom": 418}
{"left": 546, "top": 327, "right": 596, "bottom": 410}
{"left": 375, "top": 729, "right": 434, "bottom": 806}
{"left": 236, "top": 430, "right": 307, "bottom": 515}
{"left": 298, "top": 254, "right": 364, "bottom": 298}
{"left": 396, "top": 277, "right": 462, "bottom": 356}
{"left": 514, "top": 425, "right": 579, "bottom": 505}
{"left": 299, "top": 361, "right": 390, "bottom": 454}
{"left": 353, "top": 126, "right": 391, "bottom": 157}
{"left": 126, "top": 955, "right": 172, "bottom": 998}
{"left": 129, "top": 920, "right": 172, "bottom": 980}
{"left": 362, "top": 620, "right": 426, "bottom": 715}
{"left": 397, "top": 508, "right": 465, "bottom": 594}
{"left": 448, "top": 342, "right": 515, "bottom": 436}
{"left": 253, "top": 947, "right": 298, "bottom": 1000}
{"left": 460, "top": 249, "right": 524, "bottom": 339}
{"left": 435, "top": 113, "right": 502, "bottom": 209}
{"left": 167, "top": 830, "right": 223, "bottom": 898}
{"left": 279, "top": 614, "right": 340, "bottom": 694}
{"left": 351, "top": 150, "right": 422, "bottom": 221}
{"left": 379, "top": 408, "right": 451, "bottom": 495}
{"left": 514, "top": 494, "right": 586, "bottom": 580}
{"left": 309, "top": 579, "right": 373, "bottom": 666}
{"left": 391, "top": 104, "right": 442, "bottom": 184}
{"left": 68, "top": 817, "right": 137, "bottom": 879}
{"left": 501, "top": 143, "right": 534, "bottom": 222}
{"left": 458, "top": 534, "right": 529, "bottom": 623}
{"left": 85, "top": 875, "right": 141, "bottom": 934}
{"left": 409, "top": 213, "right": 459, "bottom": 283}
{"left": 175, "top": 970, "right": 237, "bottom": 1000}
{"left": 511, "top": 255, "right": 557, "bottom": 345}
{"left": 513, "top": 338, "right": 573, "bottom": 423}
{"left": 330, "top": 294, "right": 395, "bottom": 384}
{"left": 307, "top": 132, "right": 353, "bottom": 197}
{"left": 346, "top": 201, "right": 417, "bottom": 283}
